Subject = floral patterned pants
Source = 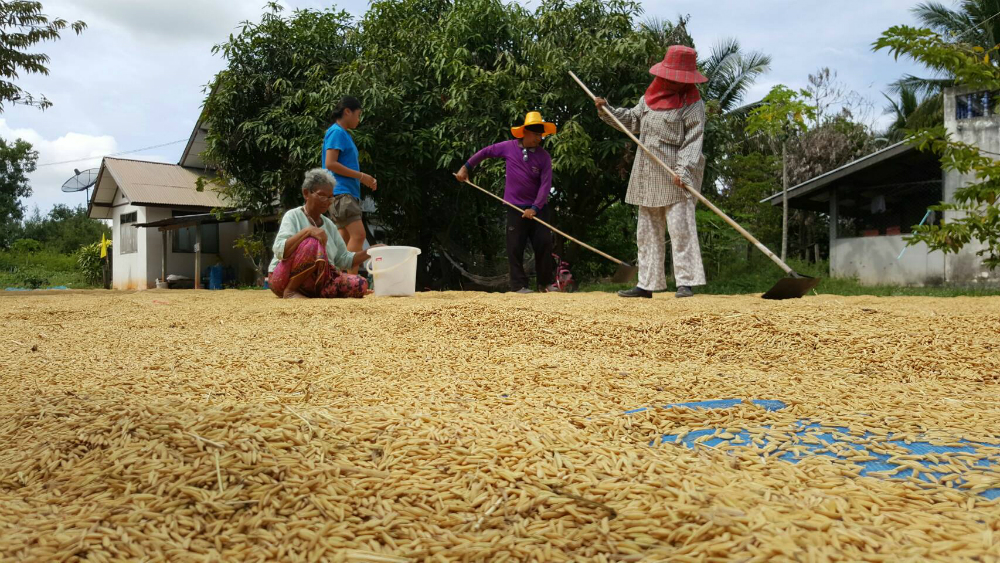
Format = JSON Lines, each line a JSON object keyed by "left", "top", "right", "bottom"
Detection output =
{"left": 637, "top": 199, "right": 706, "bottom": 291}
{"left": 269, "top": 237, "right": 368, "bottom": 298}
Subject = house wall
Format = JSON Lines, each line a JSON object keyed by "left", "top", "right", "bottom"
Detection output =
{"left": 828, "top": 89, "right": 1000, "bottom": 287}
{"left": 831, "top": 236, "right": 945, "bottom": 286}
{"left": 111, "top": 197, "right": 149, "bottom": 290}
{"left": 140, "top": 209, "right": 254, "bottom": 288}
{"left": 941, "top": 87, "right": 1000, "bottom": 285}
{"left": 111, "top": 204, "right": 254, "bottom": 290}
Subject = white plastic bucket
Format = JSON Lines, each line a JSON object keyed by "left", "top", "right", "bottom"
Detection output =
{"left": 364, "top": 246, "right": 421, "bottom": 297}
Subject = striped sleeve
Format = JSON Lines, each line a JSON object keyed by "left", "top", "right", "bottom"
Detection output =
{"left": 600, "top": 100, "right": 643, "bottom": 135}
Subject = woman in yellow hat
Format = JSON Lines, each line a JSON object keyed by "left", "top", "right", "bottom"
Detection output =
{"left": 454, "top": 112, "right": 558, "bottom": 293}
{"left": 595, "top": 45, "right": 707, "bottom": 299}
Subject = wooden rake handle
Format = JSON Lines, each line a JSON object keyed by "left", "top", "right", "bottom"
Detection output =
{"left": 455, "top": 175, "right": 632, "bottom": 268}
{"left": 568, "top": 71, "right": 796, "bottom": 277}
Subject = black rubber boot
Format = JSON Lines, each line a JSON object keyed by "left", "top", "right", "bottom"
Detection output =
{"left": 617, "top": 286, "right": 653, "bottom": 299}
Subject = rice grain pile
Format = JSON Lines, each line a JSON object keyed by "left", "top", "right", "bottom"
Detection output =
{"left": 1, "top": 290, "right": 998, "bottom": 562}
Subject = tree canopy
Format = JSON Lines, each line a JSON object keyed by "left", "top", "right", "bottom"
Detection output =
{"left": 0, "top": 137, "right": 36, "bottom": 248}
{"left": 875, "top": 24, "right": 1000, "bottom": 270}
{"left": 0, "top": 0, "right": 86, "bottom": 111}
{"left": 202, "top": 0, "right": 780, "bottom": 286}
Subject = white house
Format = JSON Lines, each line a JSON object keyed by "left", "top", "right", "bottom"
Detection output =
{"left": 87, "top": 116, "right": 381, "bottom": 290}
{"left": 762, "top": 86, "right": 1000, "bottom": 286}
{"left": 86, "top": 118, "right": 256, "bottom": 289}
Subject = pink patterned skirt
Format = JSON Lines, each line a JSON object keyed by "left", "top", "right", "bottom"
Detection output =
{"left": 269, "top": 237, "right": 368, "bottom": 298}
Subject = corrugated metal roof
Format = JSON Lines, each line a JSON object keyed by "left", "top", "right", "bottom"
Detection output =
{"left": 99, "top": 157, "right": 229, "bottom": 208}
{"left": 760, "top": 141, "right": 912, "bottom": 205}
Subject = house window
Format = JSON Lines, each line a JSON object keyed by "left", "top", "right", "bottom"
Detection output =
{"left": 835, "top": 181, "right": 943, "bottom": 238}
{"left": 171, "top": 211, "right": 219, "bottom": 254}
{"left": 119, "top": 211, "right": 138, "bottom": 254}
{"left": 956, "top": 90, "right": 997, "bottom": 119}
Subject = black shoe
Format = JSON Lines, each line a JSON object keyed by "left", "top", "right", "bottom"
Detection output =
{"left": 675, "top": 286, "right": 694, "bottom": 298}
{"left": 618, "top": 286, "right": 652, "bottom": 298}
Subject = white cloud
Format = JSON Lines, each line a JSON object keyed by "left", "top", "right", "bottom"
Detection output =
{"left": 0, "top": 119, "right": 118, "bottom": 213}
{"left": 47, "top": 0, "right": 283, "bottom": 44}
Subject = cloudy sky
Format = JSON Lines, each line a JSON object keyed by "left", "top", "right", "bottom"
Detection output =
{"left": 8, "top": 0, "right": 928, "bottom": 215}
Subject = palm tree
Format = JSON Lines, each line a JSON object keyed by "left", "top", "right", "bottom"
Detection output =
{"left": 883, "top": 85, "right": 922, "bottom": 141}
{"left": 881, "top": 86, "right": 945, "bottom": 141}
{"left": 699, "top": 38, "right": 772, "bottom": 114}
{"left": 698, "top": 39, "right": 773, "bottom": 196}
{"left": 916, "top": 0, "right": 1000, "bottom": 48}
{"left": 640, "top": 18, "right": 772, "bottom": 113}
{"left": 891, "top": 0, "right": 1000, "bottom": 95}
{"left": 639, "top": 15, "right": 693, "bottom": 49}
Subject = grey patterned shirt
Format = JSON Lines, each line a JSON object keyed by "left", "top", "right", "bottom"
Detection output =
{"left": 601, "top": 98, "right": 706, "bottom": 208}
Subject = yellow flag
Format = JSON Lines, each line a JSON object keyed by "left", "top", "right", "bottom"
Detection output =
{"left": 100, "top": 233, "right": 109, "bottom": 258}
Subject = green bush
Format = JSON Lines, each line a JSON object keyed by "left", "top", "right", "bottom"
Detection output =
{"left": 76, "top": 241, "right": 107, "bottom": 285}
{"left": 10, "top": 238, "right": 43, "bottom": 253}
{"left": 0, "top": 249, "right": 93, "bottom": 288}
{"left": 563, "top": 202, "right": 637, "bottom": 281}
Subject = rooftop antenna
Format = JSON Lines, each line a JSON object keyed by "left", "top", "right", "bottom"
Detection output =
{"left": 61, "top": 167, "right": 99, "bottom": 207}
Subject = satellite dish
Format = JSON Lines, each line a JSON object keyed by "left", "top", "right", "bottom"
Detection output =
{"left": 61, "top": 168, "right": 99, "bottom": 193}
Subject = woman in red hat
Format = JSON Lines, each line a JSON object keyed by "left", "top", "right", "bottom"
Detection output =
{"left": 595, "top": 45, "right": 707, "bottom": 298}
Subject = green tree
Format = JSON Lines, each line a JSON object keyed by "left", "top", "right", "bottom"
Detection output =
{"left": 201, "top": 2, "right": 357, "bottom": 215}
{"left": 745, "top": 85, "right": 816, "bottom": 261}
{"left": 76, "top": 239, "right": 108, "bottom": 285}
{"left": 698, "top": 39, "right": 772, "bottom": 197}
{"left": 891, "top": 1, "right": 1000, "bottom": 94}
{"left": 878, "top": 2, "right": 996, "bottom": 143}
{"left": 21, "top": 204, "right": 110, "bottom": 253}
{"left": 333, "top": 0, "right": 669, "bottom": 285}
{"left": 882, "top": 84, "right": 945, "bottom": 141}
{"left": 0, "top": 0, "right": 86, "bottom": 111}
{"left": 714, "top": 151, "right": 781, "bottom": 254}
{"left": 0, "top": 137, "right": 37, "bottom": 248}
{"left": 200, "top": 3, "right": 358, "bottom": 281}
{"left": 875, "top": 25, "right": 1000, "bottom": 269}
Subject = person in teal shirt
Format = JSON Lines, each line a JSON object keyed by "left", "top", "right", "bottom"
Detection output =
{"left": 322, "top": 96, "right": 379, "bottom": 274}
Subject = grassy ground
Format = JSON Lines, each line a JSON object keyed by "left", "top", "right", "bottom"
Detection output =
{"left": 0, "top": 250, "right": 93, "bottom": 289}
{"left": 580, "top": 259, "right": 1000, "bottom": 297}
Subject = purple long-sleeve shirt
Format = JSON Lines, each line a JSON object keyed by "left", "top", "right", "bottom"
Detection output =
{"left": 466, "top": 140, "right": 552, "bottom": 211}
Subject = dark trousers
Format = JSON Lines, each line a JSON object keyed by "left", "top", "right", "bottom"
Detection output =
{"left": 506, "top": 206, "right": 554, "bottom": 291}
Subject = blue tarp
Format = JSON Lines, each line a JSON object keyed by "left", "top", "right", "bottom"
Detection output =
{"left": 629, "top": 399, "right": 999, "bottom": 499}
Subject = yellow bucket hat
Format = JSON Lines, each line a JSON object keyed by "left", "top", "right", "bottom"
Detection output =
{"left": 511, "top": 111, "right": 557, "bottom": 138}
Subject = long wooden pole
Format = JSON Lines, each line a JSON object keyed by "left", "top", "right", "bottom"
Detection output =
{"left": 568, "top": 71, "right": 797, "bottom": 277}
{"left": 456, "top": 176, "right": 633, "bottom": 268}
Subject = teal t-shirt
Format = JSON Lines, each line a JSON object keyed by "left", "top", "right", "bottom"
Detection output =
{"left": 322, "top": 123, "right": 362, "bottom": 199}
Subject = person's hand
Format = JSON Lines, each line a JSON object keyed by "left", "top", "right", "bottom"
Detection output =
{"left": 361, "top": 173, "right": 377, "bottom": 190}
{"left": 357, "top": 244, "right": 384, "bottom": 264}
{"left": 309, "top": 226, "right": 328, "bottom": 246}
{"left": 522, "top": 208, "right": 537, "bottom": 220}
{"left": 672, "top": 174, "right": 686, "bottom": 189}
{"left": 595, "top": 97, "right": 608, "bottom": 110}
{"left": 454, "top": 167, "right": 469, "bottom": 183}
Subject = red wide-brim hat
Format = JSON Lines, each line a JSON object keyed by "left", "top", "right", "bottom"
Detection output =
{"left": 649, "top": 45, "right": 707, "bottom": 84}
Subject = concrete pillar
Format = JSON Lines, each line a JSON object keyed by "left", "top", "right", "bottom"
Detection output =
{"left": 161, "top": 230, "right": 168, "bottom": 284}
{"left": 829, "top": 190, "right": 838, "bottom": 275}
{"left": 194, "top": 226, "right": 202, "bottom": 290}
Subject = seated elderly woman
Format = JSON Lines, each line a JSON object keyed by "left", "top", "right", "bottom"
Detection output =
{"left": 268, "top": 168, "right": 376, "bottom": 298}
